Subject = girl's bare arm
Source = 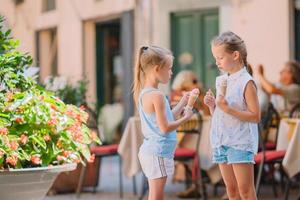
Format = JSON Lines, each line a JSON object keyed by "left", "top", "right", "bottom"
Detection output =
{"left": 171, "top": 93, "right": 189, "bottom": 118}
{"left": 152, "top": 92, "right": 192, "bottom": 134}
{"left": 219, "top": 81, "right": 261, "bottom": 123}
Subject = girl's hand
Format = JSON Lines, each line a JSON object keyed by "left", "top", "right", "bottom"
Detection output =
{"left": 183, "top": 106, "right": 194, "bottom": 119}
{"left": 204, "top": 89, "right": 215, "bottom": 109}
{"left": 216, "top": 95, "right": 229, "bottom": 113}
{"left": 179, "top": 92, "right": 190, "bottom": 106}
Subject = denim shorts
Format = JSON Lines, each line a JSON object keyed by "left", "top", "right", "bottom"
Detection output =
{"left": 212, "top": 146, "right": 255, "bottom": 164}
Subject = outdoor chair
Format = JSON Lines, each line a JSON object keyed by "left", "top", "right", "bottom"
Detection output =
{"left": 76, "top": 105, "right": 137, "bottom": 199}
{"left": 254, "top": 123, "right": 286, "bottom": 198}
{"left": 260, "top": 103, "right": 281, "bottom": 150}
{"left": 174, "top": 109, "right": 207, "bottom": 200}
{"left": 289, "top": 102, "right": 300, "bottom": 118}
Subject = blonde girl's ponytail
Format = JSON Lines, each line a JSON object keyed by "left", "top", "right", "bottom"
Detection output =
{"left": 132, "top": 47, "right": 144, "bottom": 105}
{"left": 132, "top": 45, "right": 173, "bottom": 105}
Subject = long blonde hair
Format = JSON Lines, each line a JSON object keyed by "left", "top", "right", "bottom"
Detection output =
{"left": 211, "top": 31, "right": 252, "bottom": 75}
{"left": 132, "top": 45, "right": 173, "bottom": 104}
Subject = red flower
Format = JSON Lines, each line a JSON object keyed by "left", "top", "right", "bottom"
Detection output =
{"left": 76, "top": 114, "right": 83, "bottom": 122}
{"left": 15, "top": 117, "right": 24, "bottom": 123}
{"left": 50, "top": 104, "right": 57, "bottom": 110}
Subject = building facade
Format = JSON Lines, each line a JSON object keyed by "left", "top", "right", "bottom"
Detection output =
{"left": 0, "top": 0, "right": 298, "bottom": 121}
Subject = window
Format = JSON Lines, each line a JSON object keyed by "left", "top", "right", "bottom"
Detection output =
{"left": 42, "top": 0, "right": 56, "bottom": 12}
{"left": 36, "top": 28, "right": 58, "bottom": 81}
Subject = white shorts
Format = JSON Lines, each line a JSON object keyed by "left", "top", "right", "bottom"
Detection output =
{"left": 138, "top": 152, "right": 174, "bottom": 180}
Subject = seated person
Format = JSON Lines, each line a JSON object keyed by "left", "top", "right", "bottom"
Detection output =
{"left": 170, "top": 70, "right": 209, "bottom": 115}
{"left": 255, "top": 61, "right": 300, "bottom": 115}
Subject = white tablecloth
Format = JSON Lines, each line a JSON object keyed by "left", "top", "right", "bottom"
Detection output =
{"left": 276, "top": 118, "right": 300, "bottom": 178}
{"left": 118, "top": 115, "right": 222, "bottom": 183}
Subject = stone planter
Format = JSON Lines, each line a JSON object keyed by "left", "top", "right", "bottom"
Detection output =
{"left": 0, "top": 163, "right": 77, "bottom": 200}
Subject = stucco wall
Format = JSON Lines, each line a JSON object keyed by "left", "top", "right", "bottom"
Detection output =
{"left": 0, "top": 0, "right": 293, "bottom": 89}
{"left": 229, "top": 0, "right": 291, "bottom": 82}
{"left": 140, "top": 0, "right": 291, "bottom": 85}
{"left": 0, "top": 0, "right": 134, "bottom": 83}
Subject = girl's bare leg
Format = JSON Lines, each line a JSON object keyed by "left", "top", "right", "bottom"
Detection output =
{"left": 219, "top": 164, "right": 241, "bottom": 200}
{"left": 232, "top": 164, "right": 257, "bottom": 200}
{"left": 148, "top": 176, "right": 167, "bottom": 200}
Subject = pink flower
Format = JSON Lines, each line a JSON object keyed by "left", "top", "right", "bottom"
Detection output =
{"left": 47, "top": 117, "right": 57, "bottom": 126}
{"left": 90, "top": 131, "right": 98, "bottom": 141}
{"left": 31, "top": 155, "right": 41, "bottom": 165}
{"left": 56, "top": 155, "right": 65, "bottom": 161}
{"left": 44, "top": 134, "right": 51, "bottom": 141}
{"left": 79, "top": 105, "right": 86, "bottom": 111}
{"left": 5, "top": 92, "right": 13, "bottom": 102}
{"left": 72, "top": 131, "right": 83, "bottom": 142}
{"left": 10, "top": 141, "right": 19, "bottom": 151}
{"left": 6, "top": 155, "right": 18, "bottom": 166}
{"left": 20, "top": 134, "right": 28, "bottom": 145}
{"left": 0, "top": 128, "right": 8, "bottom": 135}
{"left": 88, "top": 154, "right": 95, "bottom": 163}
{"left": 63, "top": 150, "right": 72, "bottom": 158}
{"left": 65, "top": 108, "right": 76, "bottom": 118}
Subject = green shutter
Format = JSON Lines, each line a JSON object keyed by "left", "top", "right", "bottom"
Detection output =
{"left": 171, "top": 9, "right": 219, "bottom": 90}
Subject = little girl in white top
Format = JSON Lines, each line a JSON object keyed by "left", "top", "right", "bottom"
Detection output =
{"left": 204, "top": 31, "right": 260, "bottom": 200}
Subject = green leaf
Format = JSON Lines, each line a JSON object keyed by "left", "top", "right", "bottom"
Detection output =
{"left": 80, "top": 145, "right": 91, "bottom": 160}
{"left": 19, "top": 149, "right": 30, "bottom": 160}
{"left": 31, "top": 135, "right": 47, "bottom": 150}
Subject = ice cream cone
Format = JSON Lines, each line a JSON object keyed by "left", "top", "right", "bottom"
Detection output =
{"left": 219, "top": 79, "right": 227, "bottom": 97}
{"left": 187, "top": 88, "right": 199, "bottom": 107}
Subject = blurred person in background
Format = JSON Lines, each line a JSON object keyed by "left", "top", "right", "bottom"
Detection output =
{"left": 170, "top": 70, "right": 209, "bottom": 115}
{"left": 255, "top": 61, "right": 300, "bottom": 116}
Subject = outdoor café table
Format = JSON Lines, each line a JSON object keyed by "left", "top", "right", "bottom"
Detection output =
{"left": 117, "top": 115, "right": 222, "bottom": 184}
{"left": 276, "top": 118, "right": 300, "bottom": 178}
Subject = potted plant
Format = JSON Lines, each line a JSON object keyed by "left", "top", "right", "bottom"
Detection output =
{"left": 0, "top": 16, "right": 100, "bottom": 200}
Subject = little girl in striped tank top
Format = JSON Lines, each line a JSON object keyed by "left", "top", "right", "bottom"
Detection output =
{"left": 204, "top": 32, "right": 260, "bottom": 200}
{"left": 132, "top": 45, "right": 195, "bottom": 200}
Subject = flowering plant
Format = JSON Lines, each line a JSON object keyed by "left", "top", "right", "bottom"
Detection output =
{"left": 44, "top": 76, "right": 88, "bottom": 107}
{"left": 0, "top": 17, "right": 100, "bottom": 169}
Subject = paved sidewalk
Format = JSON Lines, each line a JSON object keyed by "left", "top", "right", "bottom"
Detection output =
{"left": 45, "top": 157, "right": 300, "bottom": 200}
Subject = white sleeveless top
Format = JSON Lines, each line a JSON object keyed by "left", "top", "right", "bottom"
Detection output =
{"left": 210, "top": 67, "right": 259, "bottom": 153}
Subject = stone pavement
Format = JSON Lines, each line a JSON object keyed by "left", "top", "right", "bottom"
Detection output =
{"left": 45, "top": 157, "right": 300, "bottom": 200}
